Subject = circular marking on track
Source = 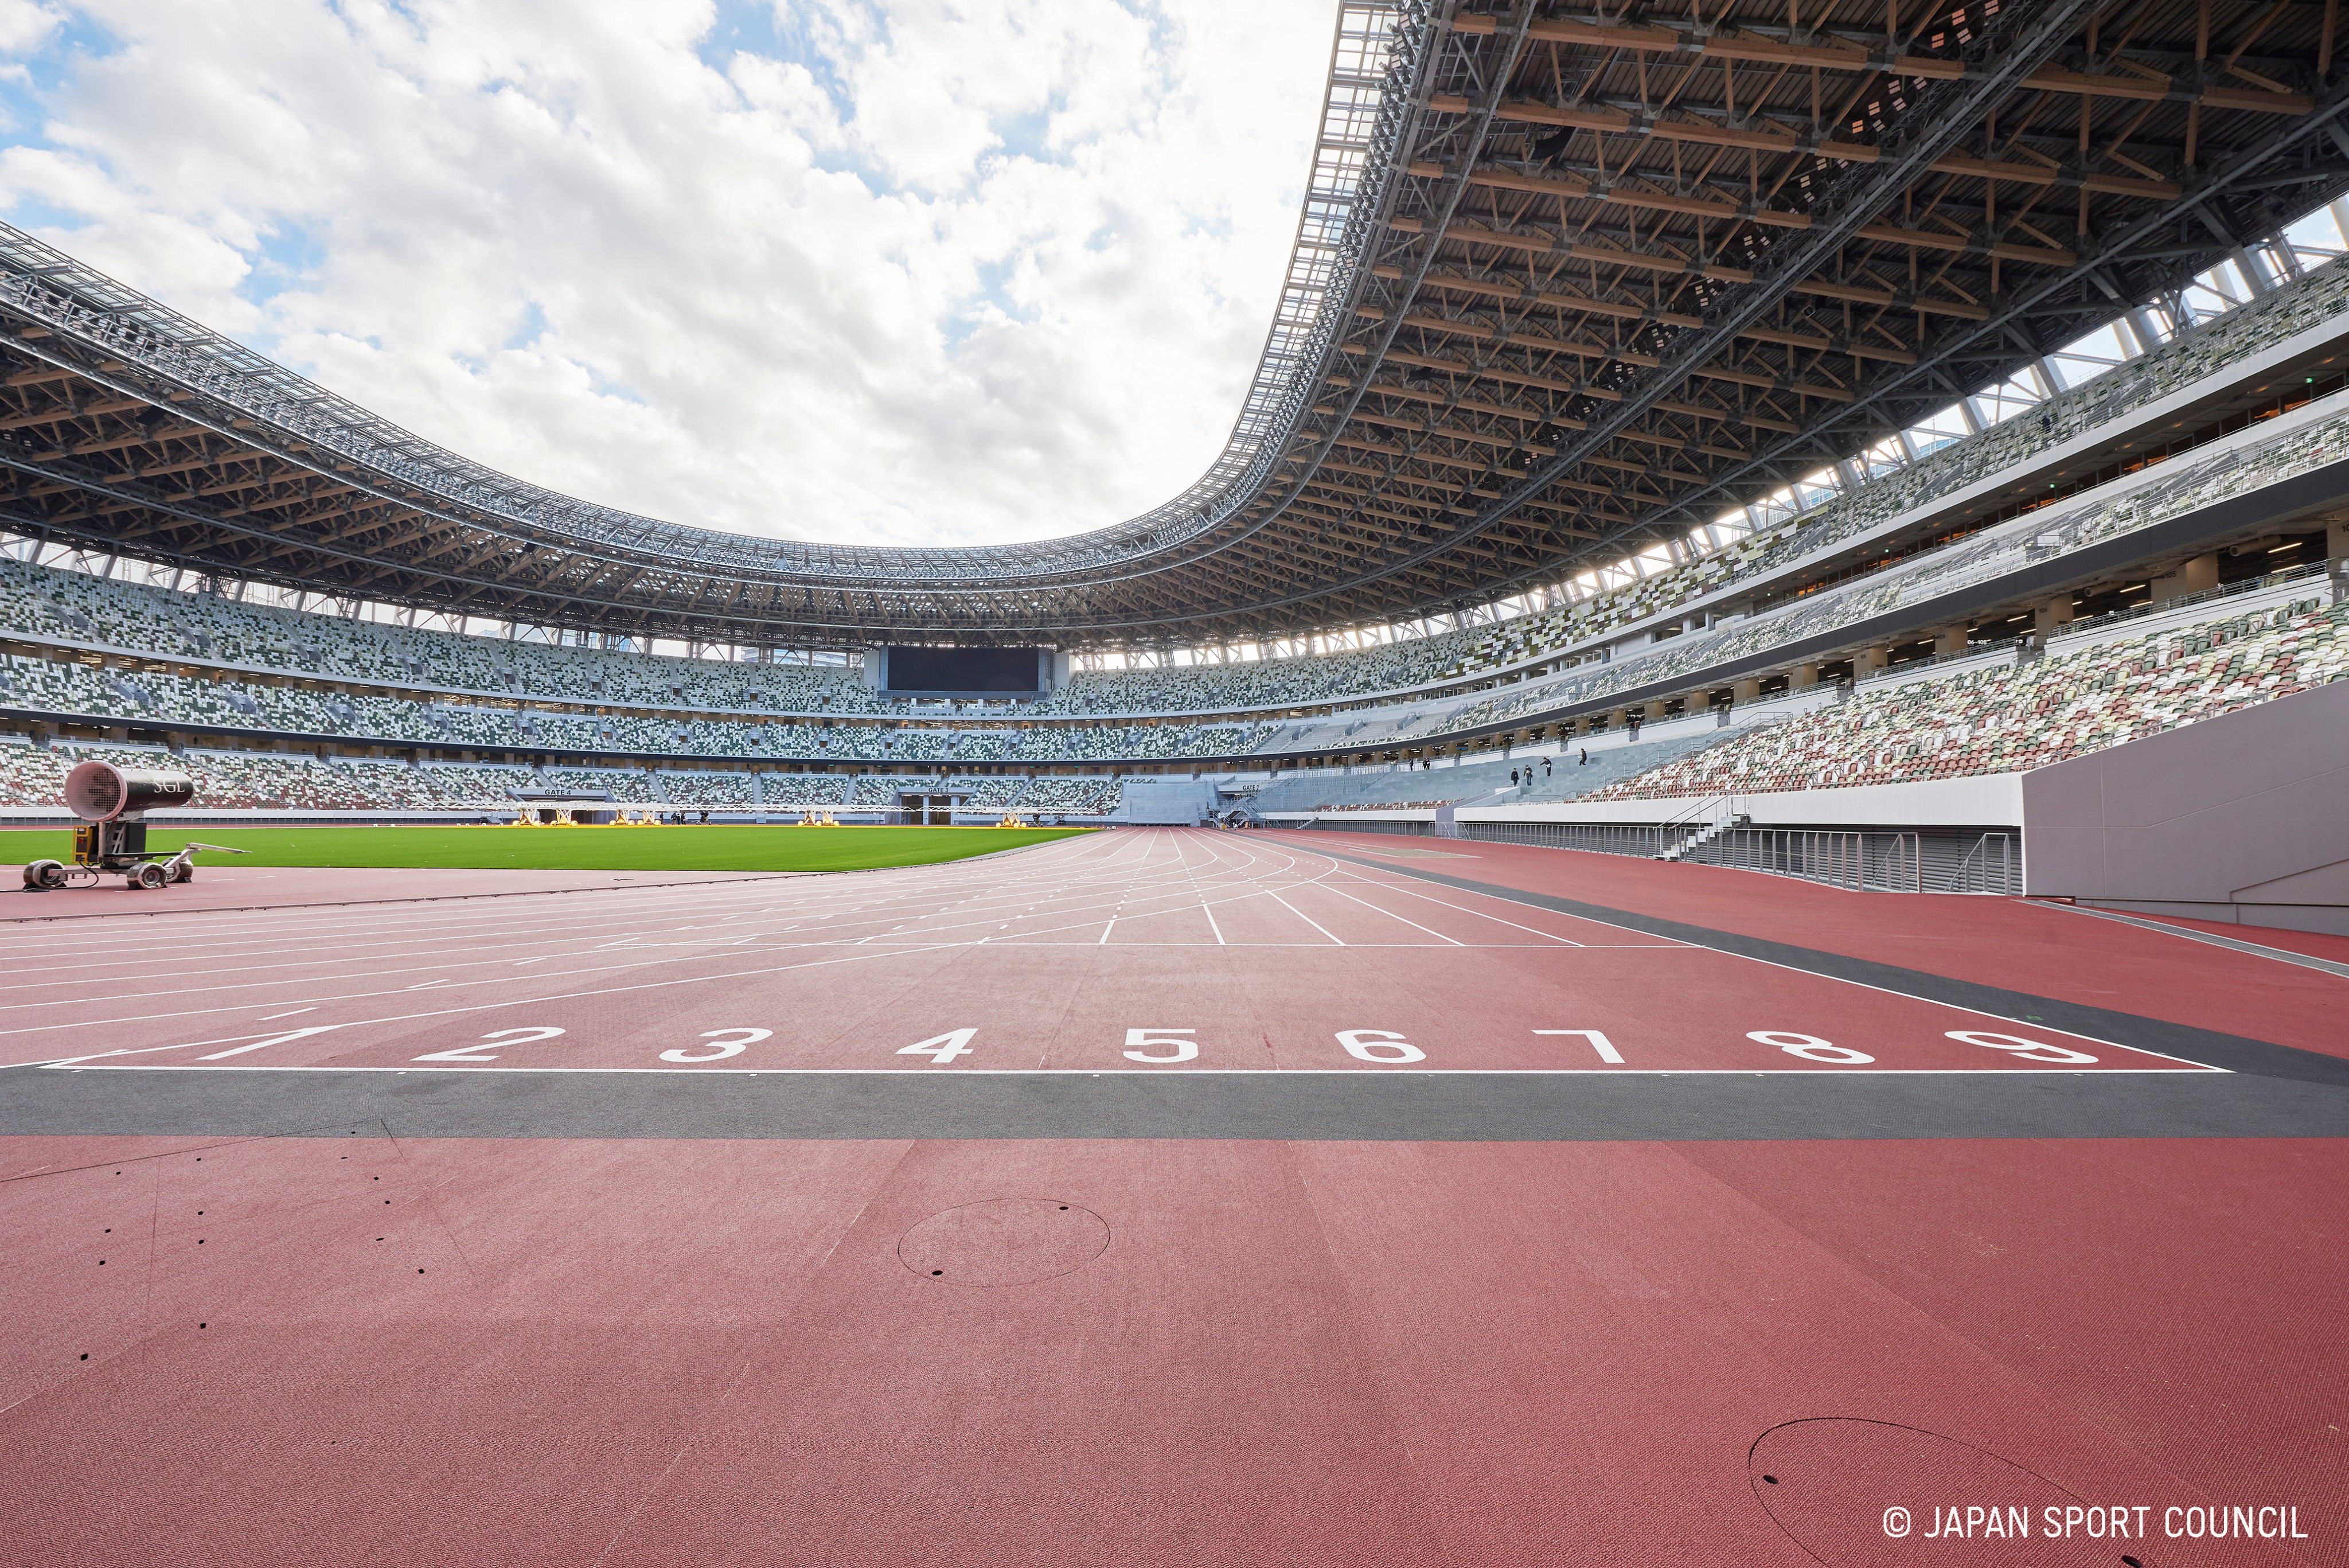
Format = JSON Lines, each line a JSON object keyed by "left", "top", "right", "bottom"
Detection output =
{"left": 1750, "top": 1418, "right": 2112, "bottom": 1565}
{"left": 897, "top": 1199, "right": 1109, "bottom": 1287}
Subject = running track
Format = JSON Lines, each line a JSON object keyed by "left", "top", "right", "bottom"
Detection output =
{"left": 3, "top": 828, "right": 2344, "bottom": 1565}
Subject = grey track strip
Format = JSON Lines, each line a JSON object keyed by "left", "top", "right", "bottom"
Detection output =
{"left": 1305, "top": 847, "right": 2349, "bottom": 1090}
{"left": 2, "top": 1063, "right": 2344, "bottom": 1144}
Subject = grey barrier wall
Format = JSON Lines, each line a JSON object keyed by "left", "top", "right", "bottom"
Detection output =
{"left": 2022, "top": 681, "right": 2349, "bottom": 935}
{"left": 1118, "top": 778, "right": 1220, "bottom": 825}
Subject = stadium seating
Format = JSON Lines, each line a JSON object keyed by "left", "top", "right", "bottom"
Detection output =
{"left": 852, "top": 774, "right": 942, "bottom": 805}
{"left": 0, "top": 740, "right": 531, "bottom": 812}
{"left": 1039, "top": 255, "right": 2349, "bottom": 715}
{"left": 8, "top": 255, "right": 2343, "bottom": 738}
{"left": 759, "top": 774, "right": 852, "bottom": 806}
{"left": 1594, "top": 597, "right": 2349, "bottom": 799}
{"left": 1, "top": 256, "right": 2343, "bottom": 818}
{"left": 0, "top": 734, "right": 70, "bottom": 805}
{"left": 1019, "top": 777, "right": 1122, "bottom": 814}
{"left": 651, "top": 771, "right": 757, "bottom": 807}
{"left": 532, "top": 767, "right": 646, "bottom": 797}
{"left": 0, "top": 556, "right": 884, "bottom": 713}
{"left": 1246, "top": 731, "right": 1730, "bottom": 813}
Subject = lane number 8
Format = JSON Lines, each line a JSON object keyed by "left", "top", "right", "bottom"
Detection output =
{"left": 1746, "top": 1030, "right": 1874, "bottom": 1064}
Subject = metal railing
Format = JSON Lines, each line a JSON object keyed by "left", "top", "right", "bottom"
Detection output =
{"left": 1687, "top": 827, "right": 2022, "bottom": 895}
{"left": 1687, "top": 829, "right": 1921, "bottom": 892}
{"left": 2045, "top": 561, "right": 2331, "bottom": 645}
{"left": 1460, "top": 819, "right": 1676, "bottom": 858}
{"left": 1944, "top": 830, "right": 2021, "bottom": 894}
{"left": 1458, "top": 820, "right": 2023, "bottom": 894}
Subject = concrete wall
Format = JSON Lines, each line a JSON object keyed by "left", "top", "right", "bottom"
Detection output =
{"left": 2022, "top": 681, "right": 2349, "bottom": 935}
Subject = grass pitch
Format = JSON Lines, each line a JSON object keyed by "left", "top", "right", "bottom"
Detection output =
{"left": 2, "top": 824, "right": 1094, "bottom": 873}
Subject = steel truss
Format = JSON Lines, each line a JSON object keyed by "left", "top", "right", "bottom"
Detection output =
{"left": 0, "top": 0, "right": 2342, "bottom": 650}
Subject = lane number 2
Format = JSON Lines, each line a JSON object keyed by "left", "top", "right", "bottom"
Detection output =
{"left": 412, "top": 1025, "right": 567, "bottom": 1063}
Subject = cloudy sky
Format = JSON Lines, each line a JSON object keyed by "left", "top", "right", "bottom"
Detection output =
{"left": 0, "top": 0, "right": 1333, "bottom": 549}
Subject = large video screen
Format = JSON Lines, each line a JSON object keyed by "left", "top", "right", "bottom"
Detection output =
{"left": 883, "top": 645, "right": 1044, "bottom": 694}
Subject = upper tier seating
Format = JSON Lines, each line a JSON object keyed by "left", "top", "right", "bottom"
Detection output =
{"left": 7, "top": 257, "right": 2345, "bottom": 729}
{"left": 0, "top": 652, "right": 1274, "bottom": 763}
{"left": 1411, "top": 397, "right": 2349, "bottom": 738}
{"left": 0, "top": 556, "right": 883, "bottom": 713}
{"left": 1593, "top": 596, "right": 2348, "bottom": 799}
{"left": 1036, "top": 257, "right": 2349, "bottom": 716}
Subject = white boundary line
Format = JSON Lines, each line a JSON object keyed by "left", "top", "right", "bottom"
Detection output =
{"left": 33, "top": 1063, "right": 2220, "bottom": 1076}
{"left": 2043, "top": 902, "right": 2349, "bottom": 981}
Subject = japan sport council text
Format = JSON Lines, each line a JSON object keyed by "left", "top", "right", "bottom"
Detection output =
{"left": 1880, "top": 1503, "right": 2309, "bottom": 1542}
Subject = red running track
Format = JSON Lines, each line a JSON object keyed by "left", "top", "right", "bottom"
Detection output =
{"left": 2, "top": 828, "right": 2343, "bottom": 1567}
{"left": 0, "top": 830, "right": 2209, "bottom": 1075}
{"left": 1306, "top": 830, "right": 2348, "bottom": 1060}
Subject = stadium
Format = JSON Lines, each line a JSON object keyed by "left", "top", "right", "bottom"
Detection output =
{"left": 2, "top": 1, "right": 2346, "bottom": 1562}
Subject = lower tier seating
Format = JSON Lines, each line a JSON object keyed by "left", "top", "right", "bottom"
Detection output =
{"left": 1595, "top": 597, "right": 2348, "bottom": 799}
{"left": 1246, "top": 730, "right": 1730, "bottom": 814}
{"left": 0, "top": 744, "right": 1130, "bottom": 817}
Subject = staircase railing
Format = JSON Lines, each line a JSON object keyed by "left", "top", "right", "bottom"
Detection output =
{"left": 1653, "top": 793, "right": 1737, "bottom": 859}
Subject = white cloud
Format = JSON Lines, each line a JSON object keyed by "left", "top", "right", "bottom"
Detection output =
{"left": 0, "top": 0, "right": 1333, "bottom": 549}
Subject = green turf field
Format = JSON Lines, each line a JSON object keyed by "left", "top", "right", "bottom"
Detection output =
{"left": 0, "top": 824, "right": 1094, "bottom": 873}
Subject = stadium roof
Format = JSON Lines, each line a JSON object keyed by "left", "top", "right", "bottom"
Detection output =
{"left": 1, "top": 0, "right": 2344, "bottom": 650}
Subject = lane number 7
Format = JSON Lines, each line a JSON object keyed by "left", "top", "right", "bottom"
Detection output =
{"left": 1534, "top": 1029, "right": 1624, "bottom": 1064}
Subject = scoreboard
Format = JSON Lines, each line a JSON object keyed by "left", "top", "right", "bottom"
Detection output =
{"left": 879, "top": 645, "right": 1048, "bottom": 696}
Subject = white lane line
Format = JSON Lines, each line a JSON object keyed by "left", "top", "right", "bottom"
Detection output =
{"left": 1323, "top": 871, "right": 1597, "bottom": 948}
{"left": 1263, "top": 887, "right": 1345, "bottom": 946}
{"left": 1313, "top": 882, "right": 1466, "bottom": 947}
